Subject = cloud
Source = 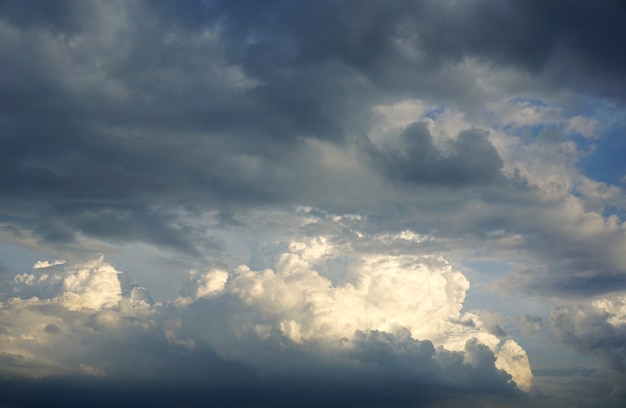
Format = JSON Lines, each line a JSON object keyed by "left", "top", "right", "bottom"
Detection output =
{"left": 0, "top": 0, "right": 624, "bottom": 304}
{"left": 366, "top": 121, "right": 506, "bottom": 187}
{"left": 1, "top": 1, "right": 626, "bottom": 406}
{"left": 517, "top": 314, "right": 544, "bottom": 337}
{"left": 198, "top": 0, "right": 626, "bottom": 105}
{"left": 200, "top": 238, "right": 478, "bottom": 347}
{"left": 12, "top": 256, "right": 121, "bottom": 311}
{"left": 0, "top": 229, "right": 534, "bottom": 405}
{"left": 1, "top": 258, "right": 160, "bottom": 379}
{"left": 551, "top": 293, "right": 626, "bottom": 397}
{"left": 495, "top": 340, "right": 533, "bottom": 392}
{"left": 33, "top": 260, "right": 66, "bottom": 269}
{"left": 192, "top": 269, "right": 228, "bottom": 299}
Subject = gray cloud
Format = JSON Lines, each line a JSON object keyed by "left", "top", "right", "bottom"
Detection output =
{"left": 193, "top": 0, "right": 626, "bottom": 103}
{"left": 368, "top": 122, "right": 506, "bottom": 187}
{"left": 1, "top": 0, "right": 625, "bottom": 263}
{"left": 551, "top": 294, "right": 626, "bottom": 397}
{"left": 517, "top": 314, "right": 544, "bottom": 337}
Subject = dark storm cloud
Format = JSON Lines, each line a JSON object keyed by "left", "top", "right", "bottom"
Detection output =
{"left": 417, "top": 0, "right": 626, "bottom": 78}
{"left": 501, "top": 269, "right": 626, "bottom": 298}
{"left": 42, "top": 203, "right": 209, "bottom": 254}
{"left": 193, "top": 0, "right": 626, "bottom": 101}
{"left": 0, "top": 0, "right": 89, "bottom": 33}
{"left": 1, "top": 0, "right": 625, "bottom": 294}
{"left": 0, "top": 333, "right": 520, "bottom": 408}
{"left": 368, "top": 122, "right": 506, "bottom": 187}
{"left": 0, "top": 0, "right": 371, "bottom": 251}
{"left": 0, "top": 378, "right": 506, "bottom": 408}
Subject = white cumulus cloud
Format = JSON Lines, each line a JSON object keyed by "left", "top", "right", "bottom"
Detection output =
{"left": 33, "top": 260, "right": 66, "bottom": 269}
{"left": 0, "top": 224, "right": 534, "bottom": 394}
{"left": 178, "top": 231, "right": 533, "bottom": 391}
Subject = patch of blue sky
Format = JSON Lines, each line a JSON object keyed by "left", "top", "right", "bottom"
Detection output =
{"left": 424, "top": 105, "right": 444, "bottom": 120}
{"left": 456, "top": 259, "right": 540, "bottom": 312}
{"left": 505, "top": 123, "right": 562, "bottom": 141}
{"left": 487, "top": 96, "right": 625, "bottom": 190}
{"left": 484, "top": 98, "right": 560, "bottom": 135}
{"left": 0, "top": 243, "right": 52, "bottom": 299}
{"left": 579, "top": 126, "right": 626, "bottom": 186}
{"left": 0, "top": 243, "right": 48, "bottom": 277}
{"left": 508, "top": 96, "right": 551, "bottom": 107}
{"left": 573, "top": 95, "right": 625, "bottom": 122}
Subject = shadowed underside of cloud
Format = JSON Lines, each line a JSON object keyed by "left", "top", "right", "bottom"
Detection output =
{"left": 199, "top": 0, "right": 626, "bottom": 100}
{"left": 367, "top": 121, "right": 506, "bottom": 187}
{"left": 0, "top": 375, "right": 522, "bottom": 408}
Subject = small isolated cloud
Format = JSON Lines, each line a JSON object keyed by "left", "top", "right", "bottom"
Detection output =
{"left": 33, "top": 260, "right": 66, "bottom": 269}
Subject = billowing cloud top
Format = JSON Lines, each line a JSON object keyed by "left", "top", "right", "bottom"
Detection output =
{"left": 1, "top": 1, "right": 626, "bottom": 407}
{"left": 1, "top": 227, "right": 532, "bottom": 406}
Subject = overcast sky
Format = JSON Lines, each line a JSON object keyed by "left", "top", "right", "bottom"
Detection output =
{"left": 1, "top": 1, "right": 626, "bottom": 407}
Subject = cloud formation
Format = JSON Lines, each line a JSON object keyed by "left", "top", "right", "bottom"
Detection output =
{"left": 1, "top": 1, "right": 626, "bottom": 406}
{"left": 368, "top": 121, "right": 506, "bottom": 187}
{"left": 1, "top": 228, "right": 533, "bottom": 405}
{"left": 552, "top": 293, "right": 626, "bottom": 397}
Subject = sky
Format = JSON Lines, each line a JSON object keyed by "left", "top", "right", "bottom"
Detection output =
{"left": 1, "top": 1, "right": 626, "bottom": 407}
